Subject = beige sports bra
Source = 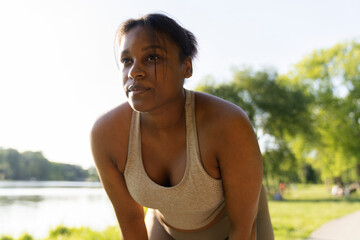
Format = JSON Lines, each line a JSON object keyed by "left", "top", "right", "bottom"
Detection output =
{"left": 124, "top": 89, "right": 225, "bottom": 230}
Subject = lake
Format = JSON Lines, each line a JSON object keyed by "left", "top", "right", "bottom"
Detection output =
{"left": 0, "top": 181, "right": 118, "bottom": 239}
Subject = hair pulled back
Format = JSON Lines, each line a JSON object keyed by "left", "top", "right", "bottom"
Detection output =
{"left": 115, "top": 13, "right": 198, "bottom": 64}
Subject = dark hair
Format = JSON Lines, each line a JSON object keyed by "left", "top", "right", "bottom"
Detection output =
{"left": 114, "top": 13, "right": 198, "bottom": 65}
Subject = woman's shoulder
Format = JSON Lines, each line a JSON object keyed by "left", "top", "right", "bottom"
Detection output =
{"left": 91, "top": 102, "right": 133, "bottom": 171}
{"left": 193, "top": 90, "right": 257, "bottom": 164}
{"left": 91, "top": 102, "right": 133, "bottom": 157}
{"left": 92, "top": 101, "right": 133, "bottom": 135}
{"left": 194, "top": 90, "right": 250, "bottom": 125}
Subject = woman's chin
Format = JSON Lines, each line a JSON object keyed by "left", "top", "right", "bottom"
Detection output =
{"left": 129, "top": 101, "right": 152, "bottom": 113}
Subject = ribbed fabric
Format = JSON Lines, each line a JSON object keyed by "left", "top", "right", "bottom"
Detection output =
{"left": 124, "top": 89, "right": 225, "bottom": 230}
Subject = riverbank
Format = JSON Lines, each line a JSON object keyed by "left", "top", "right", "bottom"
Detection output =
{"left": 0, "top": 181, "right": 116, "bottom": 239}
{"left": 2, "top": 184, "right": 359, "bottom": 240}
{"left": 0, "top": 180, "right": 101, "bottom": 188}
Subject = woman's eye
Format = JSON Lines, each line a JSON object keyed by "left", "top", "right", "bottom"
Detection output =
{"left": 147, "top": 54, "right": 160, "bottom": 62}
{"left": 120, "top": 58, "right": 132, "bottom": 65}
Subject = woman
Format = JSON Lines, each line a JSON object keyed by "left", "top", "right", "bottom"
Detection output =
{"left": 91, "top": 13, "right": 274, "bottom": 240}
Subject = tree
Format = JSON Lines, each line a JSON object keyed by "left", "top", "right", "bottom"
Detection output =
{"left": 0, "top": 148, "right": 96, "bottom": 181}
{"left": 289, "top": 41, "right": 360, "bottom": 183}
{"left": 197, "top": 41, "right": 360, "bottom": 185}
{"left": 196, "top": 68, "right": 313, "bottom": 188}
{"left": 4, "top": 149, "right": 21, "bottom": 179}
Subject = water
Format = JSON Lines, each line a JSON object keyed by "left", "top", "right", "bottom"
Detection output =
{"left": 0, "top": 181, "right": 118, "bottom": 239}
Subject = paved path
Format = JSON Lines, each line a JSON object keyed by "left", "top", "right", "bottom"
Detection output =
{"left": 307, "top": 210, "right": 360, "bottom": 240}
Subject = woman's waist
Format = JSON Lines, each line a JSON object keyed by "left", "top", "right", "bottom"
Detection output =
{"left": 154, "top": 203, "right": 227, "bottom": 232}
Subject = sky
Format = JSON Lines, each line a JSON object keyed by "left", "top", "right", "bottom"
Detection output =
{"left": 0, "top": 0, "right": 359, "bottom": 168}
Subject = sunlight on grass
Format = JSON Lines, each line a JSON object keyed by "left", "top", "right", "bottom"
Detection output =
{"left": 0, "top": 226, "right": 122, "bottom": 240}
{"left": 269, "top": 184, "right": 360, "bottom": 240}
{"left": 43, "top": 225, "right": 122, "bottom": 240}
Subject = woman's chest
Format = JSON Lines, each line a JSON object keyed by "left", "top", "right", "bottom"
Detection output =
{"left": 140, "top": 129, "right": 220, "bottom": 188}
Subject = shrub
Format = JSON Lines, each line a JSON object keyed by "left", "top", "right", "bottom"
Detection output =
{"left": 49, "top": 226, "right": 71, "bottom": 237}
{"left": 18, "top": 234, "right": 33, "bottom": 240}
{"left": 0, "top": 236, "right": 14, "bottom": 240}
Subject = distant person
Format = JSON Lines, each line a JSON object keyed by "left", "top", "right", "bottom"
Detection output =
{"left": 91, "top": 13, "right": 274, "bottom": 240}
{"left": 331, "top": 185, "right": 339, "bottom": 196}
{"left": 280, "top": 182, "right": 286, "bottom": 194}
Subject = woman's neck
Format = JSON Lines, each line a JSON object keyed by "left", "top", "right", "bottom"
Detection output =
{"left": 140, "top": 89, "right": 186, "bottom": 133}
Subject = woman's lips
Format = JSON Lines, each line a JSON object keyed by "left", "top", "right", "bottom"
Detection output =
{"left": 127, "top": 85, "right": 151, "bottom": 95}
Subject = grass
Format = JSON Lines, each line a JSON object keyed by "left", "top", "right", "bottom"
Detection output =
{"left": 1, "top": 184, "right": 359, "bottom": 240}
{"left": 44, "top": 225, "right": 122, "bottom": 240}
{"left": 0, "top": 226, "right": 122, "bottom": 240}
{"left": 269, "top": 184, "right": 360, "bottom": 240}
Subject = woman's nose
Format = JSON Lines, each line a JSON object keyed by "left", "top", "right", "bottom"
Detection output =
{"left": 128, "top": 62, "right": 145, "bottom": 79}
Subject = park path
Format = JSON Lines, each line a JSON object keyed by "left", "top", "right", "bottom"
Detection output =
{"left": 307, "top": 209, "right": 360, "bottom": 240}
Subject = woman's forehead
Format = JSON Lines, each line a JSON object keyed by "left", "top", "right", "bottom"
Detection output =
{"left": 119, "top": 26, "right": 176, "bottom": 52}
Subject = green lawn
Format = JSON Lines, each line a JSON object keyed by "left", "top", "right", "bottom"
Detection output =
{"left": 2, "top": 184, "right": 360, "bottom": 240}
{"left": 269, "top": 184, "right": 360, "bottom": 240}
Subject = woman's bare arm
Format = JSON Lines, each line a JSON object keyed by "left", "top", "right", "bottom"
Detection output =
{"left": 217, "top": 107, "right": 263, "bottom": 240}
{"left": 91, "top": 112, "right": 148, "bottom": 240}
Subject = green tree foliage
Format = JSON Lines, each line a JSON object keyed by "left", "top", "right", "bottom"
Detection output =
{"left": 289, "top": 41, "right": 360, "bottom": 182}
{"left": 196, "top": 41, "right": 360, "bottom": 185}
{"left": 196, "top": 69, "right": 313, "bottom": 187}
{"left": 0, "top": 147, "right": 98, "bottom": 181}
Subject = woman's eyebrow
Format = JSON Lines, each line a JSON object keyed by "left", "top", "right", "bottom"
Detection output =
{"left": 141, "top": 45, "right": 167, "bottom": 52}
{"left": 120, "top": 49, "right": 129, "bottom": 56}
{"left": 119, "top": 45, "right": 167, "bottom": 56}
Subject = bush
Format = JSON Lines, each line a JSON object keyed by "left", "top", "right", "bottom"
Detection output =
{"left": 49, "top": 225, "right": 71, "bottom": 238}
{"left": 0, "top": 225, "right": 121, "bottom": 240}
{"left": 0, "top": 236, "right": 14, "bottom": 240}
{"left": 18, "top": 234, "right": 33, "bottom": 240}
{"left": 44, "top": 225, "right": 121, "bottom": 240}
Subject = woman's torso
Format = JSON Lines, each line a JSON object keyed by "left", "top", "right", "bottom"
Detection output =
{"left": 123, "top": 89, "right": 225, "bottom": 230}
{"left": 106, "top": 90, "right": 225, "bottom": 183}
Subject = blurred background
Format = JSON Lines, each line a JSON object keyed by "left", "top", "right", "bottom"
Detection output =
{"left": 0, "top": 0, "right": 359, "bottom": 239}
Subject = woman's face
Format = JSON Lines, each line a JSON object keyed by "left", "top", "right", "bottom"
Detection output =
{"left": 118, "top": 25, "right": 192, "bottom": 112}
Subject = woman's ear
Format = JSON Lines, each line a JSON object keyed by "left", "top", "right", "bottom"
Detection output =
{"left": 183, "top": 57, "right": 193, "bottom": 78}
